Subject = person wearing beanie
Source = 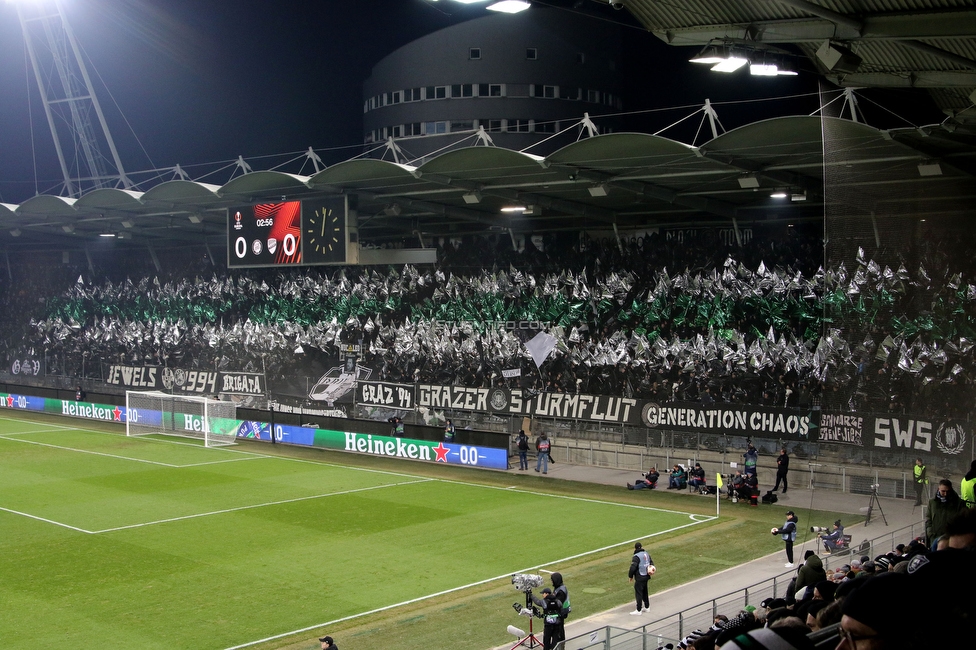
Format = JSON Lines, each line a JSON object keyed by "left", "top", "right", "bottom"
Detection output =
{"left": 960, "top": 459, "right": 976, "bottom": 508}
{"left": 771, "top": 511, "right": 798, "bottom": 567}
{"left": 838, "top": 572, "right": 911, "bottom": 649}
{"left": 628, "top": 542, "right": 655, "bottom": 616}
{"left": 794, "top": 550, "right": 825, "bottom": 598}
{"left": 820, "top": 519, "right": 845, "bottom": 553}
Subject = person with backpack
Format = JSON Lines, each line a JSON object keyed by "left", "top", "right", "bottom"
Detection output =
{"left": 515, "top": 429, "right": 530, "bottom": 470}
{"left": 628, "top": 542, "right": 655, "bottom": 616}
{"left": 530, "top": 572, "right": 569, "bottom": 650}
{"left": 535, "top": 432, "right": 551, "bottom": 474}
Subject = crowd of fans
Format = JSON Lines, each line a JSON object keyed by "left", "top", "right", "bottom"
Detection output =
{"left": 671, "top": 507, "right": 976, "bottom": 650}
{"left": 2, "top": 223, "right": 975, "bottom": 419}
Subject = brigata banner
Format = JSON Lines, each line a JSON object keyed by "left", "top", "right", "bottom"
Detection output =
{"left": 233, "top": 422, "right": 506, "bottom": 469}
{"left": 100, "top": 366, "right": 265, "bottom": 396}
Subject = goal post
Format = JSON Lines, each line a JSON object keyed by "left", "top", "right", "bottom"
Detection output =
{"left": 125, "top": 390, "right": 239, "bottom": 447}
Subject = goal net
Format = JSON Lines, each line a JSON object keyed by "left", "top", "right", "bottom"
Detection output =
{"left": 125, "top": 391, "right": 239, "bottom": 447}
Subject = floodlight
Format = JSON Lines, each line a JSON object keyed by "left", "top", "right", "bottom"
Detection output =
{"left": 770, "top": 191, "right": 788, "bottom": 199}
{"left": 816, "top": 41, "right": 862, "bottom": 74}
{"left": 383, "top": 204, "right": 402, "bottom": 216}
{"left": 689, "top": 44, "right": 727, "bottom": 65}
{"left": 120, "top": 219, "right": 134, "bottom": 228}
{"left": 62, "top": 224, "right": 75, "bottom": 233}
{"left": 791, "top": 192, "right": 807, "bottom": 202}
{"left": 487, "top": 0, "right": 530, "bottom": 12}
{"left": 750, "top": 63, "right": 779, "bottom": 76}
{"left": 9, "top": 228, "right": 21, "bottom": 237}
{"left": 711, "top": 57, "right": 748, "bottom": 73}
{"left": 462, "top": 192, "right": 482, "bottom": 204}
{"left": 501, "top": 206, "right": 526, "bottom": 213}
{"left": 588, "top": 185, "right": 608, "bottom": 197}
{"left": 99, "top": 233, "right": 116, "bottom": 238}
{"left": 188, "top": 214, "right": 202, "bottom": 223}
{"left": 917, "top": 161, "right": 943, "bottom": 177}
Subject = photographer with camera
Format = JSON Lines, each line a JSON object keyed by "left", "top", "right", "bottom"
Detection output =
{"left": 771, "top": 511, "right": 798, "bottom": 567}
{"left": 817, "top": 520, "right": 845, "bottom": 552}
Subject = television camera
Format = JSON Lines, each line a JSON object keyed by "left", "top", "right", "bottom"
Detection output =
{"left": 509, "top": 574, "right": 544, "bottom": 648}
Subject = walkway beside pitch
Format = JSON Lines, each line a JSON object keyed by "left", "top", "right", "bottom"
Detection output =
{"left": 490, "top": 462, "right": 924, "bottom": 650}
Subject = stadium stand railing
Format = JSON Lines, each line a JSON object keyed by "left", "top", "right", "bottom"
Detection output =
{"left": 561, "top": 521, "right": 924, "bottom": 650}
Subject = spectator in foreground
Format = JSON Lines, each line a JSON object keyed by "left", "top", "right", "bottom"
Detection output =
{"left": 926, "top": 479, "right": 967, "bottom": 550}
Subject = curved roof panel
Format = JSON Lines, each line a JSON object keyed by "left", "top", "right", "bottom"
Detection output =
{"left": 16, "top": 194, "right": 78, "bottom": 217}
{"left": 74, "top": 188, "right": 145, "bottom": 210}
{"left": 218, "top": 171, "right": 311, "bottom": 198}
{"left": 141, "top": 180, "right": 223, "bottom": 204}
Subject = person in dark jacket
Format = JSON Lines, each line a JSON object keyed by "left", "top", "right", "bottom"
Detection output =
{"left": 628, "top": 542, "right": 655, "bottom": 615}
{"left": 531, "top": 572, "right": 569, "bottom": 650}
{"left": 794, "top": 550, "right": 826, "bottom": 598}
{"left": 515, "top": 430, "right": 529, "bottom": 470}
{"left": 820, "top": 520, "right": 846, "bottom": 552}
{"left": 628, "top": 467, "right": 659, "bottom": 490}
{"left": 772, "top": 510, "right": 798, "bottom": 567}
{"left": 772, "top": 447, "right": 789, "bottom": 493}
{"left": 926, "top": 479, "right": 967, "bottom": 549}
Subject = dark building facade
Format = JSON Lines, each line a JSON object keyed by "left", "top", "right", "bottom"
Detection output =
{"left": 362, "top": 11, "right": 625, "bottom": 161}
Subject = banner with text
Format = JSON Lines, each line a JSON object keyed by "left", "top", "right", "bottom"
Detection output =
{"left": 820, "top": 411, "right": 971, "bottom": 457}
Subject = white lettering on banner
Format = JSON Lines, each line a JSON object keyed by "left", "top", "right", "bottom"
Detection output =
{"left": 874, "top": 418, "right": 933, "bottom": 452}
{"left": 343, "top": 433, "right": 431, "bottom": 461}
{"left": 645, "top": 404, "right": 809, "bottom": 437}
{"left": 220, "top": 373, "right": 263, "bottom": 395}
{"left": 106, "top": 365, "right": 158, "bottom": 388}
{"left": 61, "top": 402, "right": 114, "bottom": 421}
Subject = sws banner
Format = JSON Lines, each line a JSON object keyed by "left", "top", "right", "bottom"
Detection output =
{"left": 821, "top": 411, "right": 970, "bottom": 456}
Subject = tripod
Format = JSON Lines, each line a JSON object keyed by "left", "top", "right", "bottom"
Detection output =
{"left": 510, "top": 591, "right": 544, "bottom": 649}
{"left": 864, "top": 486, "right": 888, "bottom": 526}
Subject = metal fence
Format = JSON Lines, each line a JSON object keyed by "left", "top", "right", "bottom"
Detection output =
{"left": 562, "top": 522, "right": 925, "bottom": 650}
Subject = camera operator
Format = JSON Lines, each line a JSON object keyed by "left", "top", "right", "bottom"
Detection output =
{"left": 530, "top": 574, "right": 568, "bottom": 650}
{"left": 819, "top": 520, "right": 845, "bottom": 552}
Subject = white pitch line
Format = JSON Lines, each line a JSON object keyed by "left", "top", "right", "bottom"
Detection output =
{"left": 0, "top": 434, "right": 181, "bottom": 467}
{"left": 90, "top": 478, "right": 434, "bottom": 534}
{"left": 0, "top": 506, "right": 93, "bottom": 534}
{"left": 177, "top": 457, "right": 265, "bottom": 467}
{"left": 222, "top": 516, "right": 716, "bottom": 650}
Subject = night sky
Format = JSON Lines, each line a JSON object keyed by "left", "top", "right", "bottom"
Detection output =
{"left": 0, "top": 0, "right": 944, "bottom": 204}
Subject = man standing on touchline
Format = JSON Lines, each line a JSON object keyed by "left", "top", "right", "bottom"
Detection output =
{"left": 628, "top": 541, "right": 656, "bottom": 615}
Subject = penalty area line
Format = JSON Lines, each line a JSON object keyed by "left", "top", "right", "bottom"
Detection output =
{"left": 0, "top": 506, "right": 93, "bottom": 534}
{"left": 90, "top": 478, "right": 435, "bottom": 534}
{"left": 0, "top": 434, "right": 182, "bottom": 467}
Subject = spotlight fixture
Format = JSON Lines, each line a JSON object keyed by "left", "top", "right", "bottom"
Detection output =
{"left": 62, "top": 225, "right": 75, "bottom": 233}
{"left": 10, "top": 228, "right": 21, "bottom": 237}
{"left": 587, "top": 185, "right": 608, "bottom": 197}
{"left": 791, "top": 192, "right": 807, "bottom": 202}
{"left": 99, "top": 233, "right": 116, "bottom": 238}
{"left": 383, "top": 204, "right": 402, "bottom": 216}
{"left": 917, "top": 161, "right": 943, "bottom": 177}
{"left": 487, "top": 0, "right": 530, "bottom": 12}
{"left": 188, "top": 214, "right": 202, "bottom": 224}
{"left": 770, "top": 191, "right": 788, "bottom": 199}
{"left": 120, "top": 219, "right": 134, "bottom": 228}
{"left": 501, "top": 206, "right": 526, "bottom": 213}
{"left": 737, "top": 174, "right": 760, "bottom": 189}
{"left": 691, "top": 41, "right": 797, "bottom": 75}
{"left": 462, "top": 192, "right": 482, "bottom": 204}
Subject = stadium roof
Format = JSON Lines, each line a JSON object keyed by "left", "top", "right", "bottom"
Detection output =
{"left": 0, "top": 115, "right": 973, "bottom": 255}
{"left": 614, "top": 0, "right": 976, "bottom": 118}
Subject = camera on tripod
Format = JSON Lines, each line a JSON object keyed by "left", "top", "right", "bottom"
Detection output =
{"left": 810, "top": 526, "right": 830, "bottom": 533}
{"left": 511, "top": 573, "right": 543, "bottom": 593}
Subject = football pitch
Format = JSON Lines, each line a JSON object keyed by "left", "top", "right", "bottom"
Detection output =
{"left": 0, "top": 413, "right": 714, "bottom": 649}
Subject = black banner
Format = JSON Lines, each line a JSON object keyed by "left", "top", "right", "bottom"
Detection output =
{"left": 104, "top": 364, "right": 162, "bottom": 389}
{"left": 218, "top": 372, "right": 265, "bottom": 396}
{"left": 862, "top": 413, "right": 968, "bottom": 456}
{"left": 357, "top": 381, "right": 414, "bottom": 410}
{"left": 101, "top": 365, "right": 265, "bottom": 397}
{"left": 10, "top": 357, "right": 44, "bottom": 377}
{"left": 639, "top": 401, "right": 817, "bottom": 439}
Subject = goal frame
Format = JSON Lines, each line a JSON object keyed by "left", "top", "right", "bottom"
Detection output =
{"left": 125, "top": 390, "right": 239, "bottom": 447}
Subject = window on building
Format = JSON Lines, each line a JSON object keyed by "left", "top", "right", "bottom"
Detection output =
{"left": 451, "top": 84, "right": 473, "bottom": 98}
{"left": 470, "top": 47, "right": 481, "bottom": 60}
{"left": 536, "top": 120, "right": 556, "bottom": 134}
{"left": 489, "top": 84, "right": 503, "bottom": 97}
{"left": 391, "top": 91, "right": 402, "bottom": 104}
{"left": 451, "top": 120, "right": 473, "bottom": 132}
{"left": 407, "top": 123, "right": 422, "bottom": 136}
{"left": 391, "top": 125, "right": 402, "bottom": 137}
{"left": 560, "top": 87, "right": 581, "bottom": 100}
{"left": 526, "top": 48, "right": 537, "bottom": 60}
{"left": 382, "top": 93, "right": 389, "bottom": 106}
{"left": 363, "top": 101, "right": 369, "bottom": 113}
{"left": 487, "top": 119, "right": 503, "bottom": 132}
{"left": 533, "top": 85, "right": 556, "bottom": 99}
{"left": 427, "top": 86, "right": 447, "bottom": 100}
{"left": 587, "top": 89, "right": 600, "bottom": 103}
{"left": 507, "top": 119, "right": 530, "bottom": 132}
{"left": 424, "top": 121, "right": 447, "bottom": 135}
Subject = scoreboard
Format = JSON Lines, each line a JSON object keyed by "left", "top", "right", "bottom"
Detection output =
{"left": 227, "top": 196, "right": 347, "bottom": 268}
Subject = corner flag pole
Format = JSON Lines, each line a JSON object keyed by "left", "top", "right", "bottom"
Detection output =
{"left": 716, "top": 473, "right": 723, "bottom": 516}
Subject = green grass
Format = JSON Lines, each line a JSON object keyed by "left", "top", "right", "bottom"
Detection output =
{"left": 1, "top": 413, "right": 736, "bottom": 650}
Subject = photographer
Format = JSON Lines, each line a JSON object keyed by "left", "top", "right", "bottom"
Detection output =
{"left": 819, "top": 520, "right": 845, "bottom": 552}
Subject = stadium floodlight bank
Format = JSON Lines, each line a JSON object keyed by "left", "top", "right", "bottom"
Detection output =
{"left": 126, "top": 391, "right": 239, "bottom": 447}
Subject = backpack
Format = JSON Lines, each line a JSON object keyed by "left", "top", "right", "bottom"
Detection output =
{"left": 555, "top": 585, "right": 571, "bottom": 620}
